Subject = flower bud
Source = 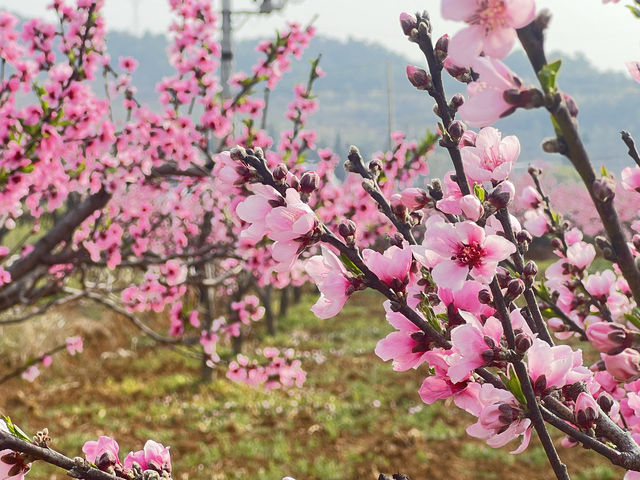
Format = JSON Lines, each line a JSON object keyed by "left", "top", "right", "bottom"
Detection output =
{"left": 596, "top": 392, "right": 614, "bottom": 414}
{"left": 444, "top": 59, "right": 472, "bottom": 83}
{"left": 593, "top": 177, "right": 615, "bottom": 203}
{"left": 506, "top": 278, "right": 525, "bottom": 302}
{"left": 542, "top": 138, "right": 567, "bottom": 154}
{"left": 488, "top": 181, "right": 515, "bottom": 209}
{"left": 434, "top": 34, "right": 449, "bottom": 62}
{"left": 273, "top": 164, "right": 288, "bottom": 182}
{"left": 515, "top": 230, "right": 533, "bottom": 245}
{"left": 547, "top": 317, "right": 567, "bottom": 332}
{"left": 300, "top": 171, "right": 320, "bottom": 194}
{"left": 514, "top": 332, "right": 532, "bottom": 355}
{"left": 230, "top": 145, "right": 247, "bottom": 161}
{"left": 574, "top": 392, "right": 599, "bottom": 429}
{"left": 459, "top": 194, "right": 483, "bottom": 221}
{"left": 399, "top": 187, "right": 430, "bottom": 210}
{"left": 602, "top": 348, "right": 640, "bottom": 381}
{"left": 503, "top": 87, "right": 544, "bottom": 109}
{"left": 523, "top": 260, "right": 538, "bottom": 280}
{"left": 478, "top": 289, "right": 493, "bottom": 305}
{"left": 338, "top": 220, "right": 356, "bottom": 242}
{"left": 369, "top": 159, "right": 383, "bottom": 173}
{"left": 448, "top": 120, "right": 465, "bottom": 142}
{"left": 399, "top": 12, "right": 417, "bottom": 36}
{"left": 563, "top": 93, "right": 579, "bottom": 118}
{"left": 406, "top": 65, "right": 432, "bottom": 91}
{"left": 449, "top": 93, "right": 465, "bottom": 110}
{"left": 586, "top": 322, "right": 629, "bottom": 354}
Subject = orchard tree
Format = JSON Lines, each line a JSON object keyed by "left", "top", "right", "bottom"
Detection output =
{"left": 7, "top": 1, "right": 640, "bottom": 480}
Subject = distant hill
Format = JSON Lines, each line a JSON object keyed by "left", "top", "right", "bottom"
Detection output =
{"left": 0, "top": 21, "right": 600, "bottom": 174}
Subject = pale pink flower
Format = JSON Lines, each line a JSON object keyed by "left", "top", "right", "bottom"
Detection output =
{"left": 527, "top": 338, "right": 591, "bottom": 391}
{"left": 21, "top": 366, "right": 39, "bottom": 382}
{"left": 622, "top": 166, "right": 640, "bottom": 193}
{"left": 458, "top": 57, "right": 523, "bottom": 127}
{"left": 523, "top": 209, "right": 549, "bottom": 237}
{"left": 305, "top": 246, "right": 352, "bottom": 319}
{"left": 65, "top": 336, "right": 83, "bottom": 355}
{"left": 375, "top": 301, "right": 431, "bottom": 371}
{"left": 566, "top": 241, "right": 595, "bottom": 270}
{"left": 448, "top": 312, "right": 504, "bottom": 383}
{"left": 83, "top": 436, "right": 121, "bottom": 468}
{"left": 41, "top": 355, "right": 52, "bottom": 367}
{"left": 626, "top": 62, "right": 640, "bottom": 84}
{"left": 586, "top": 322, "right": 628, "bottom": 354}
{"left": 124, "top": 440, "right": 171, "bottom": 474}
{"left": 519, "top": 185, "right": 541, "bottom": 209}
{"left": 461, "top": 127, "right": 520, "bottom": 182}
{"left": 442, "top": 0, "right": 536, "bottom": 66}
{"left": 423, "top": 220, "right": 516, "bottom": 291}
{"left": 0, "top": 420, "right": 31, "bottom": 480}
{"left": 236, "top": 184, "right": 281, "bottom": 244}
{"left": 464, "top": 383, "right": 533, "bottom": 453}
{"left": 362, "top": 244, "right": 413, "bottom": 288}
{"left": 602, "top": 349, "right": 640, "bottom": 381}
{"left": 266, "top": 188, "right": 318, "bottom": 271}
{"left": 584, "top": 270, "right": 616, "bottom": 299}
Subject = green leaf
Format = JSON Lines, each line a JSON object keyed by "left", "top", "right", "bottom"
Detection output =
{"left": 624, "top": 309, "right": 640, "bottom": 330}
{"left": 601, "top": 164, "right": 610, "bottom": 177}
{"left": 499, "top": 364, "right": 527, "bottom": 406}
{"left": 626, "top": 5, "right": 640, "bottom": 18}
{"left": 1, "top": 416, "right": 31, "bottom": 442}
{"left": 537, "top": 59, "right": 562, "bottom": 92}
{"left": 339, "top": 253, "right": 363, "bottom": 276}
{"left": 473, "top": 183, "right": 485, "bottom": 202}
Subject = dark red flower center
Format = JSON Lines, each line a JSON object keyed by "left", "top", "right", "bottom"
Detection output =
{"left": 453, "top": 242, "right": 484, "bottom": 268}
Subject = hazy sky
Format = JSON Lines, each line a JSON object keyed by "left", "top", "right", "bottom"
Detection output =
{"left": 0, "top": 1, "right": 638, "bottom": 73}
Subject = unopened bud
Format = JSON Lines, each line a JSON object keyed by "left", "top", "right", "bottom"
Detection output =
{"left": 273, "top": 164, "right": 288, "bottom": 182}
{"left": 514, "top": 332, "right": 533, "bottom": 354}
{"left": 444, "top": 60, "right": 472, "bottom": 83}
{"left": 369, "top": 159, "right": 383, "bottom": 173}
{"left": 449, "top": 93, "right": 465, "bottom": 110}
{"left": 592, "top": 177, "right": 615, "bottom": 203}
{"left": 496, "top": 268, "right": 512, "bottom": 289}
{"left": 434, "top": 34, "right": 449, "bottom": 62}
{"left": 406, "top": 65, "right": 432, "bottom": 91}
{"left": 523, "top": 260, "right": 538, "bottom": 279}
{"left": 289, "top": 174, "right": 300, "bottom": 191}
{"left": 230, "top": 145, "right": 247, "bottom": 161}
{"left": 542, "top": 138, "right": 567, "bottom": 154}
{"left": 448, "top": 120, "right": 465, "bottom": 142}
{"left": 300, "top": 171, "right": 320, "bottom": 194}
{"left": 338, "top": 220, "right": 356, "bottom": 241}
{"left": 478, "top": 289, "right": 493, "bottom": 305}
{"left": 563, "top": 93, "right": 579, "bottom": 118}
{"left": 503, "top": 87, "right": 544, "bottom": 109}
{"left": 488, "top": 181, "right": 515, "bottom": 209}
{"left": 506, "top": 278, "right": 525, "bottom": 301}
{"left": 428, "top": 179, "right": 443, "bottom": 201}
{"left": 550, "top": 237, "right": 563, "bottom": 250}
{"left": 596, "top": 392, "right": 614, "bottom": 414}
{"left": 399, "top": 12, "right": 417, "bottom": 36}
{"left": 574, "top": 392, "right": 599, "bottom": 429}
{"left": 516, "top": 230, "right": 533, "bottom": 246}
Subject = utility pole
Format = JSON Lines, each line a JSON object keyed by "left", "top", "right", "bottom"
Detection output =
{"left": 221, "top": 0, "right": 233, "bottom": 99}
{"left": 219, "top": 0, "right": 287, "bottom": 100}
{"left": 131, "top": 0, "right": 141, "bottom": 36}
{"left": 386, "top": 58, "right": 394, "bottom": 152}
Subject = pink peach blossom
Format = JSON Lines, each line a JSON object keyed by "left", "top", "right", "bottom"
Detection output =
{"left": 443, "top": 0, "right": 536, "bottom": 66}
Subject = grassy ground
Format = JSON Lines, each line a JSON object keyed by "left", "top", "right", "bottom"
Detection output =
{"left": 0, "top": 290, "right": 626, "bottom": 480}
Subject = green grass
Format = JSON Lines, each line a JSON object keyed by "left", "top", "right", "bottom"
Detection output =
{"left": 2, "top": 290, "right": 626, "bottom": 480}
